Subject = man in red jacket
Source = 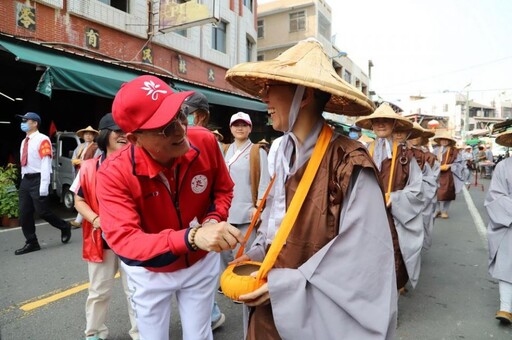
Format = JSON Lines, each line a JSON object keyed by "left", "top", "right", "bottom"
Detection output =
{"left": 96, "top": 75, "right": 243, "bottom": 340}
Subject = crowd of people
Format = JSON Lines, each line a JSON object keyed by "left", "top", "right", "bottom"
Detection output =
{"left": 10, "top": 38, "right": 512, "bottom": 339}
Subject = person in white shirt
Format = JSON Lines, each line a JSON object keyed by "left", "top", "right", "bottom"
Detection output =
{"left": 14, "top": 112, "right": 71, "bottom": 255}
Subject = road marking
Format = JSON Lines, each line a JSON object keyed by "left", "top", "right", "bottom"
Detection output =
{"left": 19, "top": 272, "right": 120, "bottom": 312}
{"left": 462, "top": 186, "right": 487, "bottom": 246}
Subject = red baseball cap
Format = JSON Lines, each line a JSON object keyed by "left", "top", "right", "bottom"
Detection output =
{"left": 112, "top": 75, "right": 194, "bottom": 133}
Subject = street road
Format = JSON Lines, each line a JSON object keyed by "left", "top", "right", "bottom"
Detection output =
{"left": 0, "top": 179, "right": 511, "bottom": 339}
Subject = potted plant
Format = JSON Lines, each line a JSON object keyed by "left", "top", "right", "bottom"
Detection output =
{"left": 0, "top": 163, "right": 20, "bottom": 227}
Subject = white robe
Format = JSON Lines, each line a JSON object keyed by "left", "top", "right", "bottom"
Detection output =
{"left": 484, "top": 157, "right": 512, "bottom": 283}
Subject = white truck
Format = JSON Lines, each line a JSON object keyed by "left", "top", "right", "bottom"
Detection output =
{"left": 51, "top": 131, "right": 80, "bottom": 210}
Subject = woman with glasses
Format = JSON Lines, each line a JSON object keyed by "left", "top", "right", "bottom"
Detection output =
{"left": 71, "top": 113, "right": 138, "bottom": 340}
{"left": 95, "top": 75, "right": 241, "bottom": 340}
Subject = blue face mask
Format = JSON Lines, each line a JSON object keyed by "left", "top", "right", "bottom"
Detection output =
{"left": 348, "top": 131, "right": 359, "bottom": 140}
{"left": 187, "top": 115, "right": 195, "bottom": 126}
{"left": 20, "top": 122, "right": 30, "bottom": 132}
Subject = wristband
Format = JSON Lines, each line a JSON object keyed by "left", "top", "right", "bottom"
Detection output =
{"left": 189, "top": 226, "right": 200, "bottom": 251}
{"left": 91, "top": 215, "right": 99, "bottom": 224}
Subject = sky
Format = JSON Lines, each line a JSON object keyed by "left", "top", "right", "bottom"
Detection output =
{"left": 327, "top": 0, "right": 512, "bottom": 104}
{"left": 260, "top": 0, "right": 512, "bottom": 104}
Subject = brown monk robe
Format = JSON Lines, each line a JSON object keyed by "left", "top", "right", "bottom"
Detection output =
{"left": 247, "top": 138, "right": 388, "bottom": 340}
{"left": 436, "top": 146, "right": 459, "bottom": 201}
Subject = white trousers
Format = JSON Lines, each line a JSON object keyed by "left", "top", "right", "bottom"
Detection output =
{"left": 85, "top": 249, "right": 138, "bottom": 339}
{"left": 499, "top": 280, "right": 512, "bottom": 312}
{"left": 122, "top": 252, "right": 220, "bottom": 340}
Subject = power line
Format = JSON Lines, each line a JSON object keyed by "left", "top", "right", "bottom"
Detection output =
{"left": 378, "top": 88, "right": 512, "bottom": 97}
{"left": 383, "top": 55, "right": 512, "bottom": 88}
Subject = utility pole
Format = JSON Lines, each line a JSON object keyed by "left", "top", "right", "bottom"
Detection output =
{"left": 462, "top": 83, "right": 471, "bottom": 140}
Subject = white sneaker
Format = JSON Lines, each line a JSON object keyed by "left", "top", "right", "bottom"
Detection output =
{"left": 211, "top": 313, "right": 226, "bottom": 331}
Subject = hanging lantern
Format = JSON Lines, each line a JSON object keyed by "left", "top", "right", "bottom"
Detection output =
{"left": 427, "top": 119, "right": 440, "bottom": 128}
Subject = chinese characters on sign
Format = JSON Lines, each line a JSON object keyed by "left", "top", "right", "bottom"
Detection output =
{"left": 85, "top": 28, "right": 100, "bottom": 49}
{"left": 16, "top": 3, "right": 36, "bottom": 31}
{"left": 142, "top": 47, "right": 153, "bottom": 64}
{"left": 178, "top": 55, "right": 187, "bottom": 74}
{"left": 208, "top": 68, "right": 215, "bottom": 82}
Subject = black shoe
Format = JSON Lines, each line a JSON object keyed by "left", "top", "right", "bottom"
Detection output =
{"left": 61, "top": 223, "right": 72, "bottom": 243}
{"left": 15, "top": 242, "right": 41, "bottom": 255}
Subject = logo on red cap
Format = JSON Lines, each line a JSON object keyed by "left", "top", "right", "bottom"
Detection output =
{"left": 141, "top": 80, "right": 168, "bottom": 101}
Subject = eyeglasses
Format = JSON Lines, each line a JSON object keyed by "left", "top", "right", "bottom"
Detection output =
{"left": 259, "top": 82, "right": 290, "bottom": 98}
{"left": 136, "top": 110, "right": 187, "bottom": 138}
{"left": 157, "top": 110, "right": 188, "bottom": 138}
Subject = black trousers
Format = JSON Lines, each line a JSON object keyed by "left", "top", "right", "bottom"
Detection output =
{"left": 18, "top": 174, "right": 68, "bottom": 243}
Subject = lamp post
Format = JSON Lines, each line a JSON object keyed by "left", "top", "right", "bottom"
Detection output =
{"left": 462, "top": 83, "right": 471, "bottom": 140}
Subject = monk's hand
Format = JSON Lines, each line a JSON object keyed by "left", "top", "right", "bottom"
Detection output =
{"left": 238, "top": 280, "right": 270, "bottom": 307}
{"left": 193, "top": 222, "right": 244, "bottom": 252}
{"left": 229, "top": 253, "right": 250, "bottom": 265}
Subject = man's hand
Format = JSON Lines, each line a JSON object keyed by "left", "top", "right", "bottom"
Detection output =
{"left": 192, "top": 222, "right": 244, "bottom": 252}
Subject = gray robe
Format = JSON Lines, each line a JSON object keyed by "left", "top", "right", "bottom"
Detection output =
{"left": 389, "top": 158, "right": 424, "bottom": 287}
{"left": 484, "top": 157, "right": 512, "bottom": 283}
{"left": 246, "top": 168, "right": 397, "bottom": 339}
{"left": 422, "top": 160, "right": 440, "bottom": 250}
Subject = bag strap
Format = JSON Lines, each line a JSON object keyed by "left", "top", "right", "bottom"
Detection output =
{"left": 256, "top": 124, "right": 333, "bottom": 281}
{"left": 222, "top": 143, "right": 231, "bottom": 156}
{"left": 249, "top": 144, "right": 263, "bottom": 207}
{"left": 235, "top": 174, "right": 276, "bottom": 258}
{"left": 385, "top": 141, "right": 398, "bottom": 205}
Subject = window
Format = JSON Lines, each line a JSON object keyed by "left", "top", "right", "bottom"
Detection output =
{"left": 246, "top": 38, "right": 253, "bottom": 62}
{"left": 257, "top": 54, "right": 264, "bottom": 61}
{"left": 289, "top": 11, "right": 305, "bottom": 32}
{"left": 257, "top": 19, "right": 264, "bottom": 38}
{"left": 175, "top": 29, "right": 188, "bottom": 37}
{"left": 212, "top": 21, "right": 227, "bottom": 53}
{"left": 244, "top": 0, "right": 253, "bottom": 12}
{"left": 343, "top": 70, "right": 351, "bottom": 84}
{"left": 98, "top": 0, "right": 129, "bottom": 12}
{"left": 317, "top": 12, "right": 331, "bottom": 40}
{"left": 443, "top": 104, "right": 449, "bottom": 112}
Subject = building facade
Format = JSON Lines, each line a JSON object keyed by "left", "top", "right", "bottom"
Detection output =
{"left": 0, "top": 0, "right": 269, "bottom": 165}
{"left": 256, "top": 0, "right": 370, "bottom": 97}
{"left": 403, "top": 92, "right": 501, "bottom": 138}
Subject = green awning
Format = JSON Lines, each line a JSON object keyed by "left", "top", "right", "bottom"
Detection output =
{"left": 174, "top": 83, "right": 267, "bottom": 113}
{"left": 0, "top": 37, "right": 140, "bottom": 98}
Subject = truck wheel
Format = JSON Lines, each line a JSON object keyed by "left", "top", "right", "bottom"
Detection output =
{"left": 63, "top": 186, "right": 75, "bottom": 210}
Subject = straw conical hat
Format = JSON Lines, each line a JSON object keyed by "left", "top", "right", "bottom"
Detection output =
{"left": 355, "top": 103, "right": 413, "bottom": 130}
{"left": 433, "top": 131, "right": 457, "bottom": 145}
{"left": 258, "top": 139, "right": 270, "bottom": 145}
{"left": 76, "top": 125, "right": 99, "bottom": 138}
{"left": 410, "top": 122, "right": 435, "bottom": 139}
{"left": 211, "top": 129, "right": 224, "bottom": 141}
{"left": 225, "top": 38, "right": 374, "bottom": 116}
{"left": 496, "top": 129, "right": 512, "bottom": 147}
